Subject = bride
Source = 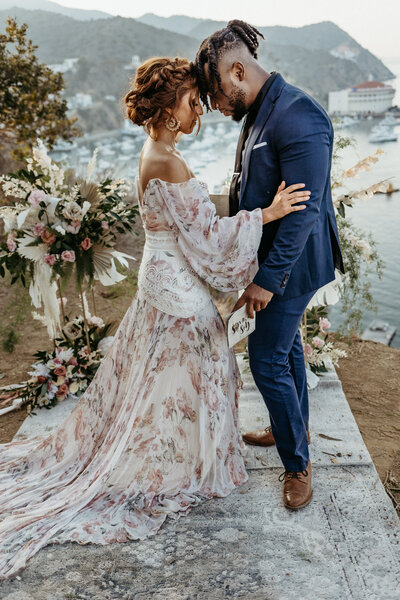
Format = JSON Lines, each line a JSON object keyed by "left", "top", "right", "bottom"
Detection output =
{"left": 0, "top": 56, "right": 310, "bottom": 580}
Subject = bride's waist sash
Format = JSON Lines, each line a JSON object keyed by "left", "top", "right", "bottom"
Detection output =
{"left": 137, "top": 230, "right": 211, "bottom": 317}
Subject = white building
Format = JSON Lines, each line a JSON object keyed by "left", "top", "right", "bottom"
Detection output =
{"left": 124, "top": 55, "right": 142, "bottom": 71}
{"left": 48, "top": 58, "right": 79, "bottom": 74}
{"left": 67, "top": 93, "right": 93, "bottom": 110}
{"left": 329, "top": 81, "right": 395, "bottom": 115}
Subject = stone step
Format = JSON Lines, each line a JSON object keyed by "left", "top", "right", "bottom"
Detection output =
{"left": 237, "top": 355, "right": 373, "bottom": 469}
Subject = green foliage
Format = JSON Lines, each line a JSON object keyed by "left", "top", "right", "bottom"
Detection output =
{"left": 2, "top": 328, "right": 20, "bottom": 353}
{"left": 336, "top": 216, "right": 384, "bottom": 333}
{"left": 0, "top": 17, "right": 81, "bottom": 160}
{"left": 329, "top": 132, "right": 385, "bottom": 334}
{"left": 0, "top": 278, "right": 31, "bottom": 352}
{"left": 0, "top": 246, "right": 31, "bottom": 287}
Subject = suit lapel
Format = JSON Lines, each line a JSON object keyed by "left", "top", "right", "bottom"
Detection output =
{"left": 239, "top": 74, "right": 286, "bottom": 204}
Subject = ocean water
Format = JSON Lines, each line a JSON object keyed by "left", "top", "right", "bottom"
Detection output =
{"left": 51, "top": 61, "right": 400, "bottom": 346}
{"left": 329, "top": 120, "right": 400, "bottom": 346}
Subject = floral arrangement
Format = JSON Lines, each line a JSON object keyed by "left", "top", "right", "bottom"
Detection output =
{"left": 0, "top": 141, "right": 138, "bottom": 339}
{"left": 1, "top": 306, "right": 115, "bottom": 414}
{"left": 302, "top": 306, "right": 347, "bottom": 374}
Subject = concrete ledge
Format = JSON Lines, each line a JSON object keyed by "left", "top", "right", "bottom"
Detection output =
{"left": 238, "top": 356, "right": 372, "bottom": 469}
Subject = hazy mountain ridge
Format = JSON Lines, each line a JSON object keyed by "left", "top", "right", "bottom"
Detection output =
{"left": 0, "top": 7, "right": 395, "bottom": 134}
{"left": 137, "top": 12, "right": 206, "bottom": 35}
{"left": 0, "top": 0, "right": 111, "bottom": 21}
{"left": 145, "top": 15, "right": 393, "bottom": 89}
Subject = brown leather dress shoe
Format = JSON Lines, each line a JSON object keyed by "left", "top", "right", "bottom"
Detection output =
{"left": 242, "top": 426, "right": 310, "bottom": 447}
{"left": 279, "top": 460, "right": 313, "bottom": 510}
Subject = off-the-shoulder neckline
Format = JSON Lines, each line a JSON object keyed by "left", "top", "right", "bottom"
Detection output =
{"left": 141, "top": 176, "right": 207, "bottom": 201}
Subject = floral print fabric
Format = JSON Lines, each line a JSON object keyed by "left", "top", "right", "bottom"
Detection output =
{"left": 0, "top": 177, "right": 263, "bottom": 580}
{"left": 137, "top": 178, "right": 263, "bottom": 317}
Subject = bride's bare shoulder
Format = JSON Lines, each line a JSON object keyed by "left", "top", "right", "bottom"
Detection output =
{"left": 140, "top": 152, "right": 193, "bottom": 193}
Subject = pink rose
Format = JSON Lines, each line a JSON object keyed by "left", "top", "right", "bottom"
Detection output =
{"left": 306, "top": 343, "right": 313, "bottom": 357}
{"left": 61, "top": 250, "right": 75, "bottom": 262}
{"left": 101, "top": 221, "right": 109, "bottom": 230}
{"left": 40, "top": 229, "right": 56, "bottom": 245}
{"left": 6, "top": 233, "right": 17, "bottom": 252}
{"left": 53, "top": 365, "right": 67, "bottom": 377}
{"left": 56, "top": 382, "right": 69, "bottom": 397}
{"left": 43, "top": 253, "right": 57, "bottom": 266}
{"left": 80, "top": 237, "right": 92, "bottom": 251}
{"left": 312, "top": 336, "right": 325, "bottom": 349}
{"left": 33, "top": 222, "right": 45, "bottom": 235}
{"left": 319, "top": 317, "right": 331, "bottom": 333}
{"left": 67, "top": 357, "right": 78, "bottom": 366}
{"left": 65, "top": 220, "right": 81, "bottom": 234}
{"left": 37, "top": 375, "right": 47, "bottom": 384}
{"left": 28, "top": 190, "right": 46, "bottom": 207}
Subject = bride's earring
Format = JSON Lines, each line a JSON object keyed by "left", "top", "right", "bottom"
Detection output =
{"left": 165, "top": 115, "right": 181, "bottom": 132}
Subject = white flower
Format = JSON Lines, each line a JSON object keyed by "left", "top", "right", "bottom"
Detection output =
{"left": 0, "top": 176, "right": 33, "bottom": 199}
{"left": 62, "top": 201, "right": 83, "bottom": 221}
{"left": 28, "top": 363, "right": 50, "bottom": 378}
{"left": 55, "top": 347, "right": 75, "bottom": 363}
{"left": 32, "top": 141, "right": 52, "bottom": 172}
{"left": 357, "top": 239, "right": 371, "bottom": 262}
{"left": 66, "top": 364, "right": 75, "bottom": 377}
{"left": 90, "top": 316, "right": 104, "bottom": 328}
{"left": 69, "top": 380, "right": 81, "bottom": 394}
{"left": 47, "top": 381, "right": 58, "bottom": 396}
{"left": 54, "top": 223, "right": 66, "bottom": 235}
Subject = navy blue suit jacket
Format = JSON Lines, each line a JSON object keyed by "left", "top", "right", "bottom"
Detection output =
{"left": 236, "top": 73, "right": 344, "bottom": 300}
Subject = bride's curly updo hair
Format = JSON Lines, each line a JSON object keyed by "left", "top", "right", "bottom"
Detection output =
{"left": 124, "top": 56, "right": 201, "bottom": 135}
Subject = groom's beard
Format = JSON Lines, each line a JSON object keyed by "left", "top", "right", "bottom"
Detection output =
{"left": 229, "top": 85, "right": 247, "bottom": 122}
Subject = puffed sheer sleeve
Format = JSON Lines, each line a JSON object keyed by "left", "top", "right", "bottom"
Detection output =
{"left": 155, "top": 178, "right": 263, "bottom": 291}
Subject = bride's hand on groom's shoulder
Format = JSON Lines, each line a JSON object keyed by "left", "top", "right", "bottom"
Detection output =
{"left": 262, "top": 181, "right": 311, "bottom": 224}
{"left": 232, "top": 283, "right": 273, "bottom": 319}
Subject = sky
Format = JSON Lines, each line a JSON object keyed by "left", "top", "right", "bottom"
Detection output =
{"left": 56, "top": 0, "right": 398, "bottom": 62}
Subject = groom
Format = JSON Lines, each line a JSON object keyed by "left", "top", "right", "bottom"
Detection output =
{"left": 195, "top": 20, "right": 344, "bottom": 509}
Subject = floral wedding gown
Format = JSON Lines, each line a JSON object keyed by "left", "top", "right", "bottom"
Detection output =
{"left": 0, "top": 176, "right": 263, "bottom": 580}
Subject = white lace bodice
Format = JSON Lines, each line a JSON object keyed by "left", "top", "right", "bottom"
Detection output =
{"left": 136, "top": 177, "right": 263, "bottom": 318}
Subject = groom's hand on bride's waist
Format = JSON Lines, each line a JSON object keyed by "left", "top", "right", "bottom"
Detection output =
{"left": 232, "top": 283, "right": 274, "bottom": 319}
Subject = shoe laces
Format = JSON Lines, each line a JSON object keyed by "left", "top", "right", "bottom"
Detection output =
{"left": 264, "top": 426, "right": 272, "bottom": 433}
{"left": 278, "top": 468, "right": 309, "bottom": 482}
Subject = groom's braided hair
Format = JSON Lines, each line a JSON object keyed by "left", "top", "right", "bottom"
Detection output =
{"left": 195, "top": 20, "right": 264, "bottom": 111}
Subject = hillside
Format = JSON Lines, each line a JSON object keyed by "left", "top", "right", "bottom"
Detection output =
{"left": 0, "top": 0, "right": 111, "bottom": 20}
{"left": 137, "top": 12, "right": 205, "bottom": 35}
{"left": 0, "top": 8, "right": 395, "bottom": 134}
{"left": 0, "top": 8, "right": 198, "bottom": 131}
